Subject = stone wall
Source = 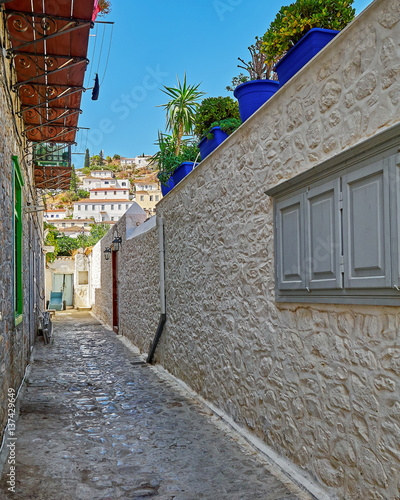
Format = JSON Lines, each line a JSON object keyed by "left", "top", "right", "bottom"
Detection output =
{"left": 92, "top": 215, "right": 160, "bottom": 351}
{"left": 0, "top": 15, "right": 44, "bottom": 446}
{"left": 93, "top": 1, "right": 400, "bottom": 498}
{"left": 118, "top": 223, "right": 160, "bottom": 353}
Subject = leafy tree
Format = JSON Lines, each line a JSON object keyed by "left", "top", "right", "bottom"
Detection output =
{"left": 70, "top": 164, "right": 78, "bottom": 193}
{"left": 83, "top": 223, "right": 110, "bottom": 247}
{"left": 84, "top": 149, "right": 90, "bottom": 169}
{"left": 158, "top": 74, "right": 205, "bottom": 155}
{"left": 77, "top": 189, "right": 90, "bottom": 199}
{"left": 82, "top": 167, "right": 90, "bottom": 175}
{"left": 44, "top": 222, "right": 59, "bottom": 263}
{"left": 113, "top": 154, "right": 121, "bottom": 160}
{"left": 99, "top": 150, "right": 104, "bottom": 166}
{"left": 57, "top": 235, "right": 81, "bottom": 256}
{"left": 106, "top": 155, "right": 112, "bottom": 164}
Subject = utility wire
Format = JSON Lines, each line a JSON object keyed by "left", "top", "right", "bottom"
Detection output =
{"left": 100, "top": 24, "right": 113, "bottom": 85}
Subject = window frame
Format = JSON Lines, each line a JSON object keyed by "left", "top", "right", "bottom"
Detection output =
{"left": 267, "top": 128, "right": 400, "bottom": 306}
{"left": 13, "top": 156, "right": 24, "bottom": 325}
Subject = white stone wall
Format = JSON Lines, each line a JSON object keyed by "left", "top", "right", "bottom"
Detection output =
{"left": 92, "top": 1, "right": 400, "bottom": 497}
{"left": 152, "top": 2, "right": 400, "bottom": 498}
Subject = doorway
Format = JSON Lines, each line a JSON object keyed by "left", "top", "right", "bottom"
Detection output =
{"left": 112, "top": 250, "right": 119, "bottom": 333}
{"left": 52, "top": 274, "right": 73, "bottom": 307}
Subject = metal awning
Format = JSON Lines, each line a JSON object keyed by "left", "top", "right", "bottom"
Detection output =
{"left": 3, "top": 0, "right": 95, "bottom": 144}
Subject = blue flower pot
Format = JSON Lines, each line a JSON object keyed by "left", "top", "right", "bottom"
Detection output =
{"left": 172, "top": 162, "right": 198, "bottom": 186}
{"left": 234, "top": 80, "right": 280, "bottom": 122}
{"left": 160, "top": 176, "right": 175, "bottom": 196}
{"left": 274, "top": 28, "right": 339, "bottom": 86}
{"left": 198, "top": 126, "right": 229, "bottom": 160}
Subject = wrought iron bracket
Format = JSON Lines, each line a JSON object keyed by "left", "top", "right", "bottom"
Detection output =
{"left": 5, "top": 10, "right": 92, "bottom": 55}
{"left": 11, "top": 51, "right": 88, "bottom": 90}
{"left": 18, "top": 106, "right": 82, "bottom": 118}
{"left": 16, "top": 88, "right": 85, "bottom": 116}
{"left": 23, "top": 109, "right": 82, "bottom": 134}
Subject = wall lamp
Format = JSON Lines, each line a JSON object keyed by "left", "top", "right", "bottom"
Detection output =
{"left": 112, "top": 236, "right": 122, "bottom": 252}
{"left": 104, "top": 247, "right": 112, "bottom": 260}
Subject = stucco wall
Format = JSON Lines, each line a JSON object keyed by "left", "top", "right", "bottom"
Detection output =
{"left": 153, "top": 1, "right": 400, "bottom": 498}
{"left": 92, "top": 1, "right": 400, "bottom": 498}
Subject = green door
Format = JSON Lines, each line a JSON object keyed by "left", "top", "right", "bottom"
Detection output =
{"left": 52, "top": 274, "right": 73, "bottom": 306}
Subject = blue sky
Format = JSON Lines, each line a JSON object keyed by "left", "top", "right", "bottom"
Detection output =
{"left": 72, "top": 0, "right": 373, "bottom": 167}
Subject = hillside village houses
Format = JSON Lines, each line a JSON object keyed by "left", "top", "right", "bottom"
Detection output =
{"left": 120, "top": 155, "right": 151, "bottom": 169}
{"left": 73, "top": 187, "right": 133, "bottom": 222}
{"left": 44, "top": 208, "right": 68, "bottom": 221}
{"left": 81, "top": 170, "right": 131, "bottom": 191}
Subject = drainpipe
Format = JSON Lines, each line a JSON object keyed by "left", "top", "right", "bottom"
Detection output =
{"left": 147, "top": 216, "right": 166, "bottom": 363}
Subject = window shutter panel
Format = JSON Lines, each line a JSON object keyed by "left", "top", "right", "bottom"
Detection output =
{"left": 343, "top": 160, "right": 391, "bottom": 288}
{"left": 276, "top": 194, "right": 305, "bottom": 290}
{"left": 390, "top": 154, "right": 400, "bottom": 289}
{"left": 306, "top": 179, "right": 342, "bottom": 289}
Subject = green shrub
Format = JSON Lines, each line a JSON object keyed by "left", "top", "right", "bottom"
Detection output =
{"left": 194, "top": 97, "right": 241, "bottom": 140}
{"left": 261, "top": 0, "right": 355, "bottom": 62}
{"left": 152, "top": 133, "right": 200, "bottom": 186}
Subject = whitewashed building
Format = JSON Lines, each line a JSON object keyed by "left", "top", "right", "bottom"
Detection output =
{"left": 120, "top": 155, "right": 151, "bottom": 169}
{"left": 82, "top": 174, "right": 130, "bottom": 191}
{"left": 89, "top": 187, "right": 130, "bottom": 200}
{"left": 44, "top": 209, "right": 68, "bottom": 221}
{"left": 73, "top": 199, "right": 134, "bottom": 222}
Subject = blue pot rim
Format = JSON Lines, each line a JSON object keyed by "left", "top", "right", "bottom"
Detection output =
{"left": 176, "top": 161, "right": 198, "bottom": 167}
{"left": 198, "top": 126, "right": 223, "bottom": 147}
{"left": 274, "top": 28, "right": 340, "bottom": 71}
{"left": 234, "top": 79, "right": 280, "bottom": 98}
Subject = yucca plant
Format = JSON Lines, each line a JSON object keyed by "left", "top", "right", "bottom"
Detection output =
{"left": 158, "top": 74, "right": 205, "bottom": 155}
{"left": 261, "top": 0, "right": 355, "bottom": 63}
{"left": 150, "top": 132, "right": 200, "bottom": 186}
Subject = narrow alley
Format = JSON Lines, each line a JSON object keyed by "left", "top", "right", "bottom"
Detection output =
{"left": 0, "top": 312, "right": 303, "bottom": 500}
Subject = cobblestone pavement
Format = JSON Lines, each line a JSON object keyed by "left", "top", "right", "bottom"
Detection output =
{"left": 0, "top": 311, "right": 302, "bottom": 500}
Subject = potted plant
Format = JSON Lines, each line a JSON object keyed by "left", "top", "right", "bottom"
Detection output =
{"left": 228, "top": 37, "right": 280, "bottom": 122}
{"left": 194, "top": 97, "right": 241, "bottom": 159}
{"left": 261, "top": 0, "right": 356, "bottom": 86}
{"left": 154, "top": 74, "right": 204, "bottom": 193}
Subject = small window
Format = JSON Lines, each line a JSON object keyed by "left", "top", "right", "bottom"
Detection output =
{"left": 122, "top": 182, "right": 126, "bottom": 186}
{"left": 78, "top": 205, "right": 81, "bottom": 210}
{"left": 126, "top": 204, "right": 129, "bottom": 209}
{"left": 85, "top": 205, "right": 88, "bottom": 211}
{"left": 94, "top": 192, "right": 97, "bottom": 196}
{"left": 118, "top": 204, "right": 121, "bottom": 210}
{"left": 150, "top": 195, "right": 153, "bottom": 202}
{"left": 78, "top": 271, "right": 88, "bottom": 285}
{"left": 101, "top": 205, "right": 105, "bottom": 210}
{"left": 140, "top": 195, "right": 144, "bottom": 201}
{"left": 62, "top": 223, "right": 65, "bottom": 227}
{"left": 111, "top": 217, "right": 114, "bottom": 221}
{"left": 84, "top": 223, "right": 87, "bottom": 227}
{"left": 114, "top": 191, "right": 116, "bottom": 195}
{"left": 155, "top": 195, "right": 159, "bottom": 201}
{"left": 92, "top": 205, "right": 95, "bottom": 210}
{"left": 111, "top": 204, "right": 114, "bottom": 210}
{"left": 105, "top": 181, "right": 109, "bottom": 185}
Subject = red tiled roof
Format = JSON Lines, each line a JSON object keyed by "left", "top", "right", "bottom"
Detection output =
{"left": 89, "top": 187, "right": 128, "bottom": 191}
{"left": 74, "top": 200, "right": 133, "bottom": 204}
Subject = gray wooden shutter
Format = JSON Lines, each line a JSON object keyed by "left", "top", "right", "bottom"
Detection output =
{"left": 276, "top": 194, "right": 305, "bottom": 290}
{"left": 343, "top": 160, "right": 391, "bottom": 288}
{"left": 306, "top": 179, "right": 342, "bottom": 289}
{"left": 390, "top": 154, "right": 400, "bottom": 289}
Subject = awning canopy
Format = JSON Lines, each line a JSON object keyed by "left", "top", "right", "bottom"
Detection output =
{"left": 4, "top": 0, "right": 95, "bottom": 145}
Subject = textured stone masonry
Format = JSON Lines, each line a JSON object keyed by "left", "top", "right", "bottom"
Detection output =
{"left": 92, "top": 0, "right": 400, "bottom": 498}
